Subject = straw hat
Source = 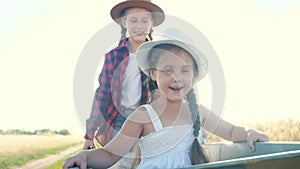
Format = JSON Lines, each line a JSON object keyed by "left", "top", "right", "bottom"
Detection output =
{"left": 110, "top": 0, "right": 165, "bottom": 27}
{"left": 136, "top": 29, "right": 208, "bottom": 81}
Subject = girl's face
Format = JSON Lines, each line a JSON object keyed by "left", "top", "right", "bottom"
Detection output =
{"left": 122, "top": 8, "right": 153, "bottom": 44}
{"left": 150, "top": 49, "right": 195, "bottom": 102}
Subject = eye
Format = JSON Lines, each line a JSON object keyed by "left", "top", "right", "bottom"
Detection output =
{"left": 142, "top": 18, "right": 149, "bottom": 23}
{"left": 129, "top": 18, "right": 137, "bottom": 23}
{"left": 162, "top": 68, "right": 173, "bottom": 74}
{"left": 182, "top": 67, "right": 193, "bottom": 74}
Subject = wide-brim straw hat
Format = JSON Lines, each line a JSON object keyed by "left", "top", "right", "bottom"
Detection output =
{"left": 136, "top": 39, "right": 208, "bottom": 82}
{"left": 110, "top": 0, "right": 165, "bottom": 27}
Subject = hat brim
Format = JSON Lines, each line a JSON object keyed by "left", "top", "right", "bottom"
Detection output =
{"left": 136, "top": 40, "right": 208, "bottom": 82}
{"left": 110, "top": 1, "right": 165, "bottom": 27}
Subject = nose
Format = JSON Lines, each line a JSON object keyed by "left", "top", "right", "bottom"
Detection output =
{"left": 171, "top": 71, "right": 183, "bottom": 82}
{"left": 135, "top": 21, "right": 142, "bottom": 29}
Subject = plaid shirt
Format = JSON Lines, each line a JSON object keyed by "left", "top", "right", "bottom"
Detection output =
{"left": 85, "top": 38, "right": 150, "bottom": 146}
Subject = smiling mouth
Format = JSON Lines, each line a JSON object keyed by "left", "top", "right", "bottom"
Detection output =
{"left": 134, "top": 32, "right": 144, "bottom": 36}
{"left": 169, "top": 86, "right": 183, "bottom": 91}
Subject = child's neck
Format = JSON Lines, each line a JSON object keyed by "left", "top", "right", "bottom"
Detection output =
{"left": 127, "top": 39, "right": 143, "bottom": 53}
{"left": 152, "top": 98, "right": 190, "bottom": 127}
{"left": 153, "top": 97, "right": 186, "bottom": 116}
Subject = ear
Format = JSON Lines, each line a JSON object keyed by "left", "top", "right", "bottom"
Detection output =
{"left": 192, "top": 76, "right": 196, "bottom": 85}
{"left": 149, "top": 69, "right": 157, "bottom": 81}
{"left": 121, "top": 17, "right": 127, "bottom": 29}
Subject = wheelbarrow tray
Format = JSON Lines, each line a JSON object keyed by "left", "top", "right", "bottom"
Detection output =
{"left": 181, "top": 141, "right": 300, "bottom": 169}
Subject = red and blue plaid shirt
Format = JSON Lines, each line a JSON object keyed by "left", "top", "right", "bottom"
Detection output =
{"left": 85, "top": 38, "right": 150, "bottom": 145}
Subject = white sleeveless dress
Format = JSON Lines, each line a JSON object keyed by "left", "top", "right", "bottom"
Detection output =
{"left": 137, "top": 105, "right": 205, "bottom": 169}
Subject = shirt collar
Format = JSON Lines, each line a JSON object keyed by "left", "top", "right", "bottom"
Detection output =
{"left": 115, "top": 38, "right": 129, "bottom": 51}
{"left": 116, "top": 38, "right": 149, "bottom": 51}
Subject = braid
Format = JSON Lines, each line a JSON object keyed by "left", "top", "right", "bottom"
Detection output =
{"left": 120, "top": 25, "right": 127, "bottom": 41}
{"left": 187, "top": 88, "right": 208, "bottom": 164}
{"left": 119, "top": 8, "right": 129, "bottom": 41}
{"left": 147, "top": 76, "right": 158, "bottom": 102}
{"left": 148, "top": 28, "right": 153, "bottom": 41}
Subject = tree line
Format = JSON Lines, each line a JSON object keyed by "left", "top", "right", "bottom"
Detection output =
{"left": 0, "top": 128, "right": 70, "bottom": 135}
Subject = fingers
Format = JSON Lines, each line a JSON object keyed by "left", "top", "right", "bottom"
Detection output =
{"left": 247, "top": 139, "right": 256, "bottom": 152}
{"left": 62, "top": 158, "right": 87, "bottom": 169}
{"left": 247, "top": 132, "right": 269, "bottom": 152}
{"left": 62, "top": 151, "right": 88, "bottom": 169}
{"left": 62, "top": 157, "right": 75, "bottom": 169}
{"left": 255, "top": 133, "right": 269, "bottom": 143}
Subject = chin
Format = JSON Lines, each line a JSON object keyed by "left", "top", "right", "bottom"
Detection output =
{"left": 132, "top": 35, "right": 147, "bottom": 41}
{"left": 167, "top": 96, "right": 184, "bottom": 102}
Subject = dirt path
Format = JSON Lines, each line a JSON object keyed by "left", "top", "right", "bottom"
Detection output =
{"left": 10, "top": 145, "right": 82, "bottom": 169}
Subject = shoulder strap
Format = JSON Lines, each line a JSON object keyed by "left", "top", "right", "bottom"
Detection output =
{"left": 143, "top": 105, "right": 163, "bottom": 131}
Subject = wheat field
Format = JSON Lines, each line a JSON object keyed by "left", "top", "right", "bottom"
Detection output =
{"left": 207, "top": 119, "right": 300, "bottom": 143}
{"left": 0, "top": 135, "right": 81, "bottom": 155}
{"left": 0, "top": 135, "right": 83, "bottom": 168}
{"left": 244, "top": 119, "right": 300, "bottom": 141}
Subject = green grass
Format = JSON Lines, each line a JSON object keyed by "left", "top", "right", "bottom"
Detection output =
{"left": 0, "top": 142, "right": 81, "bottom": 168}
{"left": 47, "top": 150, "right": 78, "bottom": 169}
{"left": 47, "top": 158, "right": 65, "bottom": 169}
{"left": 0, "top": 135, "right": 82, "bottom": 169}
{"left": 48, "top": 142, "right": 102, "bottom": 169}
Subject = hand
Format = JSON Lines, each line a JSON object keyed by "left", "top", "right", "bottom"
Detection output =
{"left": 62, "top": 151, "right": 88, "bottom": 169}
{"left": 83, "top": 139, "right": 95, "bottom": 150}
{"left": 246, "top": 129, "right": 269, "bottom": 152}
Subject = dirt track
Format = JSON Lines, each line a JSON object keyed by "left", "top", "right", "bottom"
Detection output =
{"left": 10, "top": 145, "right": 82, "bottom": 169}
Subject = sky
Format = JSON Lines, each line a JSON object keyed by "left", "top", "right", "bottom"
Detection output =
{"left": 0, "top": 0, "right": 300, "bottom": 135}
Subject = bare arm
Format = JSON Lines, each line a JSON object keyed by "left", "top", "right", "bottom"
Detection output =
{"left": 200, "top": 105, "right": 246, "bottom": 141}
{"left": 63, "top": 108, "right": 145, "bottom": 169}
{"left": 199, "top": 105, "right": 268, "bottom": 151}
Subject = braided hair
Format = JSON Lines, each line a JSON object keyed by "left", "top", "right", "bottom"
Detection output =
{"left": 187, "top": 88, "right": 208, "bottom": 164}
{"left": 147, "top": 44, "right": 208, "bottom": 164}
{"left": 147, "top": 75, "right": 158, "bottom": 102}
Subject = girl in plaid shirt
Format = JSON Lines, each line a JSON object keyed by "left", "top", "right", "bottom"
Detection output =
{"left": 83, "top": 0, "right": 165, "bottom": 168}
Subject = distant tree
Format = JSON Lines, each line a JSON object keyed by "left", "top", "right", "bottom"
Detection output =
{"left": 34, "top": 128, "right": 54, "bottom": 135}
{"left": 5, "top": 129, "right": 18, "bottom": 134}
{"left": 58, "top": 129, "right": 70, "bottom": 135}
{"left": 23, "top": 130, "right": 34, "bottom": 135}
{"left": 1, "top": 128, "right": 71, "bottom": 135}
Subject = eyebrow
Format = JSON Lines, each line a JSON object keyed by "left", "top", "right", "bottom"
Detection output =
{"left": 128, "top": 16, "right": 150, "bottom": 19}
{"left": 159, "top": 65, "right": 192, "bottom": 69}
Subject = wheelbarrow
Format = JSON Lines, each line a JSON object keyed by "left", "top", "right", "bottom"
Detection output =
{"left": 181, "top": 141, "right": 300, "bottom": 169}
{"left": 69, "top": 141, "right": 300, "bottom": 169}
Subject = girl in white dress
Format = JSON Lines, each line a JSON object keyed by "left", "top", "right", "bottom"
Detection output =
{"left": 63, "top": 39, "right": 269, "bottom": 169}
